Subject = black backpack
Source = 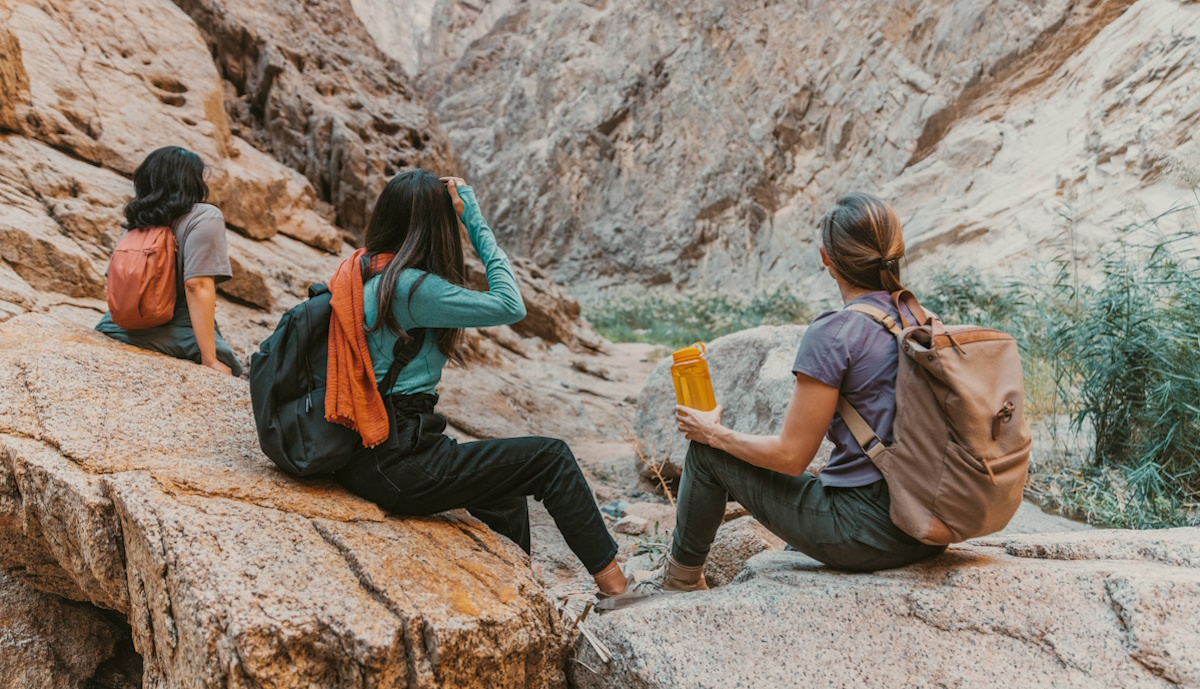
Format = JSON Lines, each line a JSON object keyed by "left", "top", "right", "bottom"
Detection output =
{"left": 249, "top": 283, "right": 424, "bottom": 477}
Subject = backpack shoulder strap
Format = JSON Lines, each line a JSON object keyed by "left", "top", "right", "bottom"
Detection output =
{"left": 890, "top": 289, "right": 929, "bottom": 328}
{"left": 837, "top": 395, "right": 886, "bottom": 459}
{"left": 844, "top": 303, "right": 902, "bottom": 336}
{"left": 838, "top": 302, "right": 898, "bottom": 458}
{"left": 379, "top": 329, "right": 426, "bottom": 395}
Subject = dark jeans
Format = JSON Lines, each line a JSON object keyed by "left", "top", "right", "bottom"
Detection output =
{"left": 673, "top": 441, "right": 945, "bottom": 573}
{"left": 335, "top": 396, "right": 618, "bottom": 575}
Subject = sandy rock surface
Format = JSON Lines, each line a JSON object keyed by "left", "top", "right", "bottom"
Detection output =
{"left": 574, "top": 529, "right": 1200, "bottom": 688}
{"left": 0, "top": 571, "right": 125, "bottom": 689}
{"left": 0, "top": 314, "right": 567, "bottom": 689}
{"left": 372, "top": 0, "right": 1199, "bottom": 296}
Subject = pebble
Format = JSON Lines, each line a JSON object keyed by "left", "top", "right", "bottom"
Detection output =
{"left": 614, "top": 515, "right": 649, "bottom": 535}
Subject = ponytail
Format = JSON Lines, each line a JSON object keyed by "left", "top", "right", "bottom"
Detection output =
{"left": 820, "top": 193, "right": 905, "bottom": 293}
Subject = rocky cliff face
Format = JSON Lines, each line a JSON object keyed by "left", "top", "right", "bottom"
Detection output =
{"left": 171, "top": 0, "right": 458, "bottom": 238}
{"left": 0, "top": 0, "right": 344, "bottom": 253}
{"left": 378, "top": 0, "right": 1198, "bottom": 294}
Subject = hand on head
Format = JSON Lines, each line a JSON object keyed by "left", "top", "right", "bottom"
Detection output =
{"left": 675, "top": 405, "right": 724, "bottom": 445}
{"left": 440, "top": 176, "right": 466, "bottom": 218}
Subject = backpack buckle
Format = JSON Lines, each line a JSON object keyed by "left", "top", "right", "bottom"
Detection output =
{"left": 863, "top": 437, "right": 886, "bottom": 459}
{"left": 991, "top": 401, "right": 1015, "bottom": 440}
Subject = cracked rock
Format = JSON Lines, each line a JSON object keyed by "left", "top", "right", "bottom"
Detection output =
{"left": 574, "top": 535, "right": 1200, "bottom": 688}
{"left": 0, "top": 570, "right": 124, "bottom": 689}
{"left": 0, "top": 314, "right": 567, "bottom": 688}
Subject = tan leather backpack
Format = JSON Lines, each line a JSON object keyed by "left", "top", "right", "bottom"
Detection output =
{"left": 106, "top": 226, "right": 178, "bottom": 330}
{"left": 840, "top": 290, "right": 1032, "bottom": 545}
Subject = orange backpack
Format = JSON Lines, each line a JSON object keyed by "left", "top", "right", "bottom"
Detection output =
{"left": 839, "top": 290, "right": 1032, "bottom": 545}
{"left": 106, "top": 226, "right": 179, "bottom": 330}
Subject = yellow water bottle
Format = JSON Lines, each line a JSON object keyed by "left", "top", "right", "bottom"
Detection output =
{"left": 671, "top": 342, "right": 716, "bottom": 411}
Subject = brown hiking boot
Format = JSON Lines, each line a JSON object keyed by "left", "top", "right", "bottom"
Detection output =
{"left": 595, "top": 555, "right": 707, "bottom": 611}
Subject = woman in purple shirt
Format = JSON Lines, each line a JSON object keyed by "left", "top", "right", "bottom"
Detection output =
{"left": 599, "top": 193, "right": 946, "bottom": 610}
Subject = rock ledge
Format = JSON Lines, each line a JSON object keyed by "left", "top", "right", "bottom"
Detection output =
{"left": 0, "top": 314, "right": 566, "bottom": 689}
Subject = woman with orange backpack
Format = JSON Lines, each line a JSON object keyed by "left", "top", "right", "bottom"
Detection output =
{"left": 96, "top": 146, "right": 241, "bottom": 376}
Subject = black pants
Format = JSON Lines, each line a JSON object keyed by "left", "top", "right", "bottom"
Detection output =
{"left": 335, "top": 394, "right": 618, "bottom": 575}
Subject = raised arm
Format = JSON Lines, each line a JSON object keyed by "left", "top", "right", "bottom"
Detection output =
{"left": 675, "top": 373, "right": 838, "bottom": 476}
{"left": 400, "top": 181, "right": 527, "bottom": 329}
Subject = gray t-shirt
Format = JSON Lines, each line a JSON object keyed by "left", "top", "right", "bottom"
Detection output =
{"left": 792, "top": 291, "right": 914, "bottom": 488}
{"left": 171, "top": 203, "right": 233, "bottom": 286}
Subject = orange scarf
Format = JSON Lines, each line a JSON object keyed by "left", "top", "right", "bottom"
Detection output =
{"left": 325, "top": 248, "right": 395, "bottom": 448}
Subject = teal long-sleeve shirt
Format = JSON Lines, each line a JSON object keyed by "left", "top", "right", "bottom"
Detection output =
{"left": 363, "top": 185, "right": 526, "bottom": 395}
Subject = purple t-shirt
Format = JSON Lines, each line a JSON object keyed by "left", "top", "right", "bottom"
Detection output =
{"left": 792, "top": 291, "right": 912, "bottom": 487}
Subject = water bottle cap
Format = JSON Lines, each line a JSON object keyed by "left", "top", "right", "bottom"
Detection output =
{"left": 672, "top": 342, "right": 706, "bottom": 363}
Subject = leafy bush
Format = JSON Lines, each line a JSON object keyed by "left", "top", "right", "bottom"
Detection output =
{"left": 1027, "top": 465, "right": 1197, "bottom": 529}
{"left": 1042, "top": 233, "right": 1200, "bottom": 508}
{"left": 584, "top": 287, "right": 812, "bottom": 348}
{"left": 918, "top": 270, "right": 1020, "bottom": 329}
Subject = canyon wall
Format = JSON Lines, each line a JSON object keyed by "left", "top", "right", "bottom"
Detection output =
{"left": 370, "top": 0, "right": 1199, "bottom": 295}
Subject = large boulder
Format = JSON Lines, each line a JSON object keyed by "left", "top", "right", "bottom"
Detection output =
{"left": 0, "top": 571, "right": 125, "bottom": 689}
{"left": 634, "top": 325, "right": 828, "bottom": 486}
{"left": 702, "top": 516, "right": 785, "bottom": 588}
{"left": 574, "top": 529, "right": 1200, "bottom": 688}
{"left": 0, "top": 314, "right": 567, "bottom": 688}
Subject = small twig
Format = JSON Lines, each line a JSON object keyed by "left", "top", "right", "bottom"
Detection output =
{"left": 569, "top": 601, "right": 594, "bottom": 634}
{"left": 623, "top": 421, "right": 676, "bottom": 509}
{"left": 573, "top": 657, "right": 601, "bottom": 675}
{"left": 577, "top": 621, "right": 613, "bottom": 663}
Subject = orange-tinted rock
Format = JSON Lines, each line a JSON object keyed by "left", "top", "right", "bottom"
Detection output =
{"left": 0, "top": 0, "right": 341, "bottom": 251}
{"left": 0, "top": 314, "right": 567, "bottom": 688}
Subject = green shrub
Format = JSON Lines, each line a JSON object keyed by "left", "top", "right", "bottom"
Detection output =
{"left": 584, "top": 287, "right": 812, "bottom": 348}
{"left": 917, "top": 226, "right": 1200, "bottom": 527}
{"left": 1043, "top": 233, "right": 1200, "bottom": 506}
{"left": 917, "top": 270, "right": 1020, "bottom": 329}
{"left": 1027, "top": 464, "right": 1198, "bottom": 529}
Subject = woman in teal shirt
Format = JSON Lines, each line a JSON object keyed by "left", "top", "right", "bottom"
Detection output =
{"left": 335, "top": 170, "right": 630, "bottom": 597}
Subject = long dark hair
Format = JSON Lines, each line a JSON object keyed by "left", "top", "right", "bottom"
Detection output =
{"left": 122, "top": 146, "right": 209, "bottom": 230}
{"left": 363, "top": 169, "right": 466, "bottom": 365}
{"left": 819, "top": 192, "right": 906, "bottom": 292}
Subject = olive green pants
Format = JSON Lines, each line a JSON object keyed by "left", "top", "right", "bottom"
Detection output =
{"left": 671, "top": 441, "right": 945, "bottom": 573}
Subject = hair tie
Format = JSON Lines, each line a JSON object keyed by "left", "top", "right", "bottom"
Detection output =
{"left": 880, "top": 257, "right": 898, "bottom": 271}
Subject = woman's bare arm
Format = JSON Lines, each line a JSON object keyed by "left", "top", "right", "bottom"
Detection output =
{"left": 184, "top": 276, "right": 231, "bottom": 375}
{"left": 675, "top": 373, "right": 838, "bottom": 476}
